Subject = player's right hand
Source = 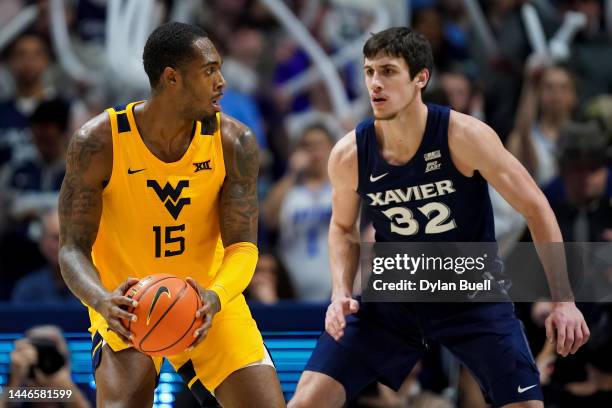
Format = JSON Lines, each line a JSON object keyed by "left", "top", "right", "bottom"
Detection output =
{"left": 96, "top": 277, "right": 140, "bottom": 344}
{"left": 325, "top": 295, "right": 359, "bottom": 341}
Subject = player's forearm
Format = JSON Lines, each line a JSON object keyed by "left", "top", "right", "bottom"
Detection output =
{"left": 329, "top": 222, "right": 360, "bottom": 298}
{"left": 525, "top": 200, "right": 574, "bottom": 301}
{"left": 58, "top": 245, "right": 109, "bottom": 310}
{"left": 209, "top": 242, "right": 258, "bottom": 308}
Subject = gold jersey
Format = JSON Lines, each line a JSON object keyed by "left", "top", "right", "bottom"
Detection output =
{"left": 91, "top": 101, "right": 225, "bottom": 291}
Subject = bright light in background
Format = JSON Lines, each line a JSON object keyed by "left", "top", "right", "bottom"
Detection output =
{"left": 159, "top": 393, "right": 174, "bottom": 403}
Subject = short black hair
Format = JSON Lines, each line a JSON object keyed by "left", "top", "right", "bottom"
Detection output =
{"left": 143, "top": 22, "right": 208, "bottom": 88}
{"left": 29, "top": 98, "right": 71, "bottom": 132}
{"left": 363, "top": 27, "right": 434, "bottom": 81}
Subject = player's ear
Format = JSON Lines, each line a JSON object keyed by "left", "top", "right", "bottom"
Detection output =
{"left": 415, "top": 69, "right": 429, "bottom": 90}
{"left": 161, "top": 66, "right": 179, "bottom": 88}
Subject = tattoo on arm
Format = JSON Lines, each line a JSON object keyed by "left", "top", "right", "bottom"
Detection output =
{"left": 220, "top": 128, "right": 259, "bottom": 245}
{"left": 60, "top": 132, "right": 105, "bottom": 251}
{"left": 58, "top": 129, "right": 108, "bottom": 303}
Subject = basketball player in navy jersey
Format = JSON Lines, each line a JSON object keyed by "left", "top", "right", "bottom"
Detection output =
{"left": 289, "top": 27, "right": 589, "bottom": 408}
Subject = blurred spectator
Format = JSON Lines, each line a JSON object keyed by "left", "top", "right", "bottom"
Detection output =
{"left": 246, "top": 252, "right": 295, "bottom": 304}
{"left": 468, "top": 0, "right": 559, "bottom": 140}
{"left": 412, "top": 3, "right": 468, "bottom": 73}
{"left": 543, "top": 121, "right": 612, "bottom": 242}
{"left": 11, "top": 208, "right": 79, "bottom": 305}
{"left": 507, "top": 62, "right": 578, "bottom": 187}
{"left": 0, "top": 32, "right": 52, "bottom": 167}
{"left": 285, "top": 81, "right": 345, "bottom": 144}
{"left": 583, "top": 94, "right": 612, "bottom": 140}
{"left": 438, "top": 68, "right": 484, "bottom": 120}
{"left": 220, "top": 27, "right": 267, "bottom": 149}
{"left": 561, "top": 0, "right": 612, "bottom": 101}
{"left": 0, "top": 1, "right": 22, "bottom": 29}
{"left": 0, "top": 98, "right": 69, "bottom": 224}
{"left": 0, "top": 325, "right": 91, "bottom": 408}
{"left": 557, "top": 304, "right": 612, "bottom": 407}
{"left": 536, "top": 304, "right": 612, "bottom": 408}
{"left": 262, "top": 124, "right": 334, "bottom": 301}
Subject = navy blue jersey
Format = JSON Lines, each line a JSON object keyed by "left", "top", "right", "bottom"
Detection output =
{"left": 356, "top": 104, "right": 495, "bottom": 243}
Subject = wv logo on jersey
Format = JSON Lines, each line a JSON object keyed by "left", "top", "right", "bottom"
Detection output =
{"left": 147, "top": 180, "right": 191, "bottom": 220}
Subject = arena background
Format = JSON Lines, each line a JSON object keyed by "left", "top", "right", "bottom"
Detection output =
{"left": 0, "top": 0, "right": 611, "bottom": 407}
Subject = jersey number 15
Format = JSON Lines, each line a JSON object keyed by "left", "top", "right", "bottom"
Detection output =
{"left": 153, "top": 225, "right": 185, "bottom": 257}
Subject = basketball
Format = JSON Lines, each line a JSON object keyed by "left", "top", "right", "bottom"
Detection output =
{"left": 122, "top": 274, "right": 203, "bottom": 356}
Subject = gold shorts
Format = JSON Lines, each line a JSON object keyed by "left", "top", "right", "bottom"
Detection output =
{"left": 89, "top": 294, "right": 265, "bottom": 392}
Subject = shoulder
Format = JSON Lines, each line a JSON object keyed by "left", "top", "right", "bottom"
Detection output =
{"left": 220, "top": 113, "right": 257, "bottom": 151}
{"left": 219, "top": 113, "right": 259, "bottom": 175}
{"left": 328, "top": 130, "right": 358, "bottom": 187}
{"left": 447, "top": 110, "right": 503, "bottom": 160}
{"left": 330, "top": 130, "right": 357, "bottom": 163}
{"left": 448, "top": 110, "right": 497, "bottom": 145}
{"left": 69, "top": 111, "right": 113, "bottom": 158}
{"left": 65, "top": 111, "right": 113, "bottom": 179}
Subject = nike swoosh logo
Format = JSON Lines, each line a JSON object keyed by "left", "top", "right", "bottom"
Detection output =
{"left": 128, "top": 168, "right": 146, "bottom": 174}
{"left": 517, "top": 384, "right": 537, "bottom": 393}
{"left": 369, "top": 172, "right": 389, "bottom": 182}
{"left": 146, "top": 286, "right": 171, "bottom": 325}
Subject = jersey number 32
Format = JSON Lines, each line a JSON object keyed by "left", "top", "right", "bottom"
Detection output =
{"left": 382, "top": 202, "right": 456, "bottom": 236}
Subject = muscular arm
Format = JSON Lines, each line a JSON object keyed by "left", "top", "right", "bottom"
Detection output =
{"left": 219, "top": 115, "right": 259, "bottom": 246}
{"left": 449, "top": 111, "right": 590, "bottom": 355}
{"left": 448, "top": 111, "right": 569, "bottom": 298}
{"left": 198, "top": 115, "right": 259, "bottom": 311}
{"left": 58, "top": 113, "right": 113, "bottom": 309}
{"left": 328, "top": 131, "right": 361, "bottom": 299}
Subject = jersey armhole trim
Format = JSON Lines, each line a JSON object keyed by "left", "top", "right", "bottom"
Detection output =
{"left": 444, "top": 110, "right": 477, "bottom": 182}
{"left": 214, "top": 112, "right": 227, "bottom": 182}
{"left": 102, "top": 108, "right": 119, "bottom": 195}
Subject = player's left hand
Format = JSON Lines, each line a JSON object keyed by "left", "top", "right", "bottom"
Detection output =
{"left": 545, "top": 302, "right": 590, "bottom": 357}
{"left": 186, "top": 277, "right": 221, "bottom": 348}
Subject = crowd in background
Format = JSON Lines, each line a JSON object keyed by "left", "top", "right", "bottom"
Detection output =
{"left": 0, "top": 0, "right": 611, "bottom": 407}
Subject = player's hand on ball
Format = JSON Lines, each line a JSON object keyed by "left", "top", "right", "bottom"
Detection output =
{"left": 326, "top": 295, "right": 359, "bottom": 341}
{"left": 97, "top": 277, "right": 140, "bottom": 344}
{"left": 186, "top": 277, "right": 221, "bottom": 348}
{"left": 545, "top": 302, "right": 590, "bottom": 357}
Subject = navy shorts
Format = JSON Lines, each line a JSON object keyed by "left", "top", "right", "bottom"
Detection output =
{"left": 305, "top": 302, "right": 542, "bottom": 407}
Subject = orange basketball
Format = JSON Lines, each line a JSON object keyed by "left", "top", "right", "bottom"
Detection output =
{"left": 122, "top": 274, "right": 203, "bottom": 356}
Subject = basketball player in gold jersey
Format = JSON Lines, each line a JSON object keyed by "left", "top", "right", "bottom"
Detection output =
{"left": 58, "top": 22, "right": 285, "bottom": 407}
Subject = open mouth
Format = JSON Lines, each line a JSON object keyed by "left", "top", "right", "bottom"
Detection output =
{"left": 372, "top": 96, "right": 387, "bottom": 103}
{"left": 211, "top": 93, "right": 223, "bottom": 111}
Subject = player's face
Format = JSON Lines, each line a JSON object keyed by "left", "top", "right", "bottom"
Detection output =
{"left": 364, "top": 54, "right": 424, "bottom": 120}
{"left": 179, "top": 38, "right": 226, "bottom": 121}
